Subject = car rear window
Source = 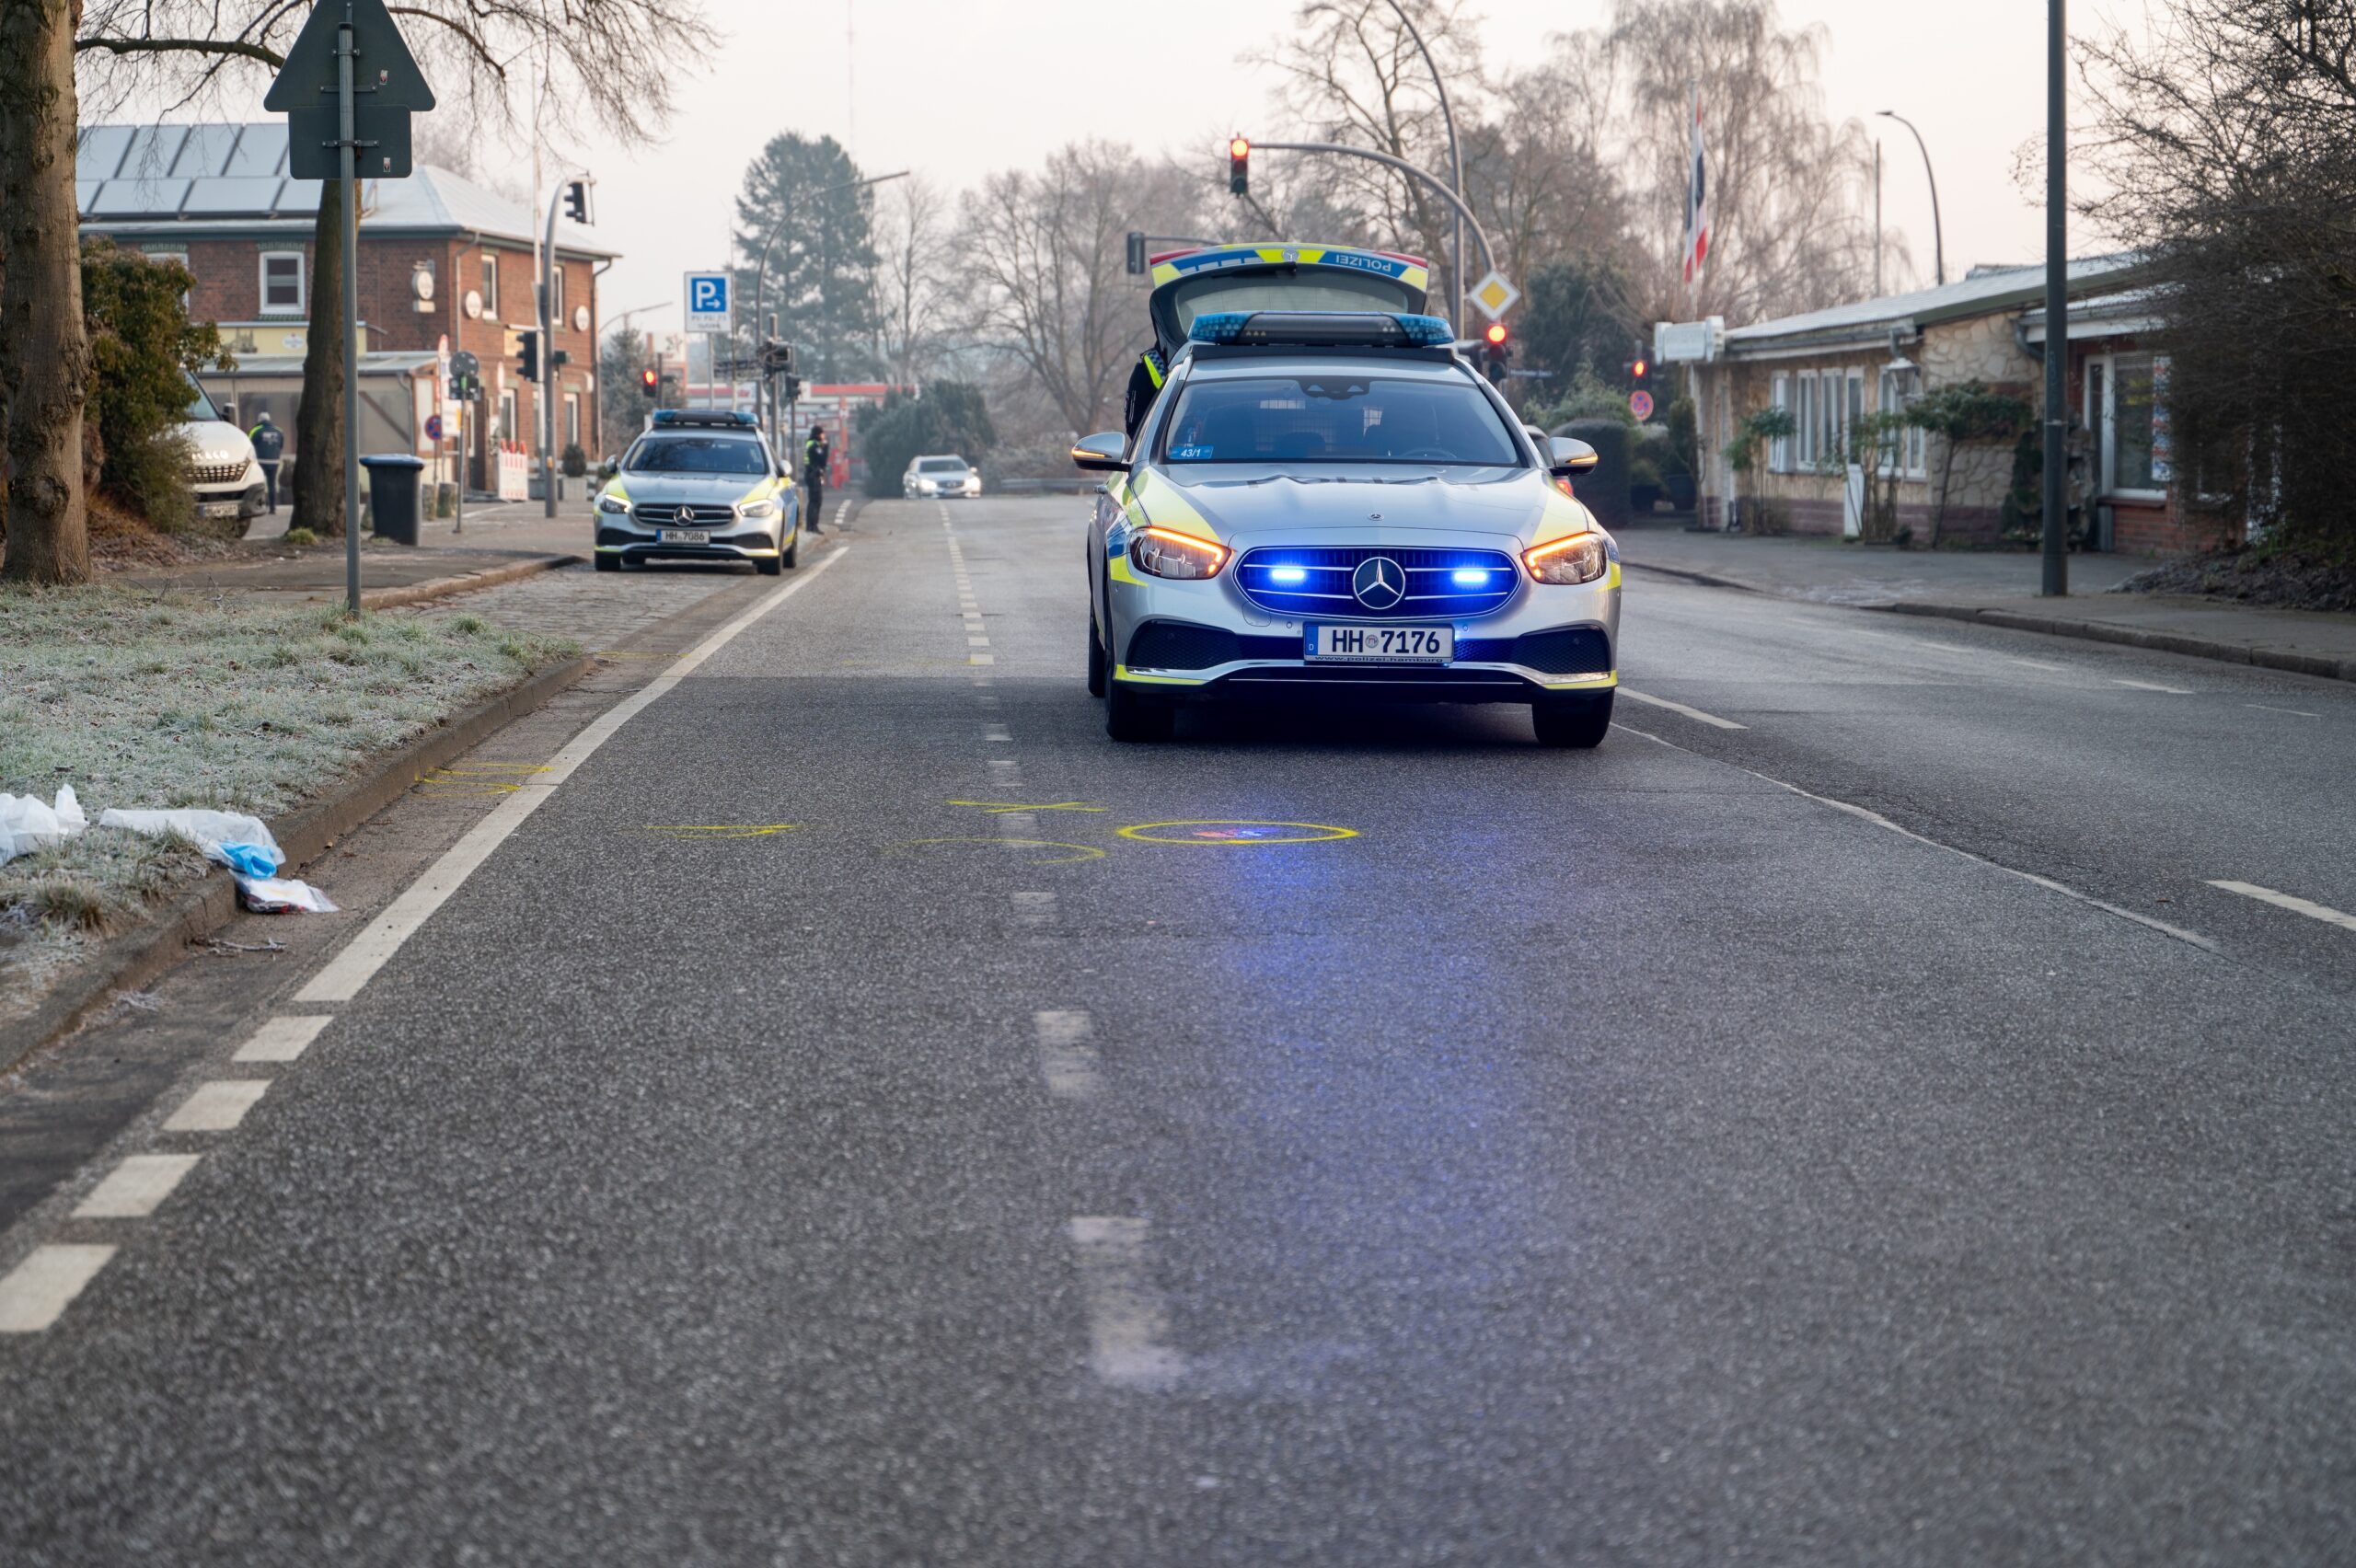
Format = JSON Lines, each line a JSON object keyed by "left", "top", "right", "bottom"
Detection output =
{"left": 624, "top": 435, "right": 768, "bottom": 475}
{"left": 1159, "top": 375, "right": 1521, "bottom": 467}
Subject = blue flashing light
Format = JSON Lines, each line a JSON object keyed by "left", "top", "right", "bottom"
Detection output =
{"left": 1267, "top": 566, "right": 1310, "bottom": 585}
{"left": 651, "top": 408, "right": 756, "bottom": 428}
{"left": 1188, "top": 312, "right": 1254, "bottom": 345}
{"left": 1186, "top": 310, "right": 1458, "bottom": 348}
{"left": 1396, "top": 314, "right": 1455, "bottom": 346}
{"left": 1450, "top": 568, "right": 1493, "bottom": 586}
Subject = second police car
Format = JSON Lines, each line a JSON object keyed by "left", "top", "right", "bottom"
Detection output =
{"left": 593, "top": 409, "right": 802, "bottom": 575}
{"left": 1075, "top": 245, "right": 1620, "bottom": 747}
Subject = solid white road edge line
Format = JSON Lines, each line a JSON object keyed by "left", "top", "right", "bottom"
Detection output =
{"left": 1612, "top": 721, "right": 2221, "bottom": 953}
{"left": 1618, "top": 688, "right": 1748, "bottom": 730}
{"left": 2113, "top": 678, "right": 2195, "bottom": 694}
{"left": 1067, "top": 1216, "right": 1183, "bottom": 1389}
{"left": 2208, "top": 881, "right": 2356, "bottom": 934}
{"left": 2246, "top": 703, "right": 2320, "bottom": 719}
{"left": 0, "top": 1245, "right": 117, "bottom": 1334}
{"left": 73, "top": 1154, "right": 203, "bottom": 1219}
{"left": 296, "top": 547, "right": 851, "bottom": 1005}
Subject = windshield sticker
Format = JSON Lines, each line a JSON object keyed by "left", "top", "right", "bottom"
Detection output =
{"left": 1171, "top": 444, "right": 1214, "bottom": 460}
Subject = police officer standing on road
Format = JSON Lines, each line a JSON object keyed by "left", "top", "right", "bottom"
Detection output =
{"left": 803, "top": 422, "right": 832, "bottom": 534}
{"left": 248, "top": 409, "right": 286, "bottom": 513}
{"left": 1122, "top": 347, "right": 1168, "bottom": 443}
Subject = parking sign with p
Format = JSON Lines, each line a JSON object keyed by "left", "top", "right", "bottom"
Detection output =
{"left": 685, "top": 271, "right": 732, "bottom": 334}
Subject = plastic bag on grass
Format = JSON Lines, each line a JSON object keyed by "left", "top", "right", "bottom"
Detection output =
{"left": 98, "top": 808, "right": 283, "bottom": 877}
{"left": 0, "top": 787, "right": 87, "bottom": 863}
{"left": 235, "top": 875, "right": 339, "bottom": 915}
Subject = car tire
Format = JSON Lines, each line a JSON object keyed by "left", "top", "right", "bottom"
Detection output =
{"left": 1105, "top": 679, "right": 1173, "bottom": 742}
{"left": 1531, "top": 691, "right": 1613, "bottom": 749}
{"left": 1087, "top": 608, "right": 1108, "bottom": 698}
{"left": 595, "top": 552, "right": 619, "bottom": 572}
{"left": 780, "top": 531, "right": 800, "bottom": 569}
{"left": 756, "top": 550, "right": 783, "bottom": 576}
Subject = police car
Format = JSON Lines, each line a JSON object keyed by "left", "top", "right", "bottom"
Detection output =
{"left": 1075, "top": 300, "right": 1619, "bottom": 747}
{"left": 592, "top": 409, "right": 801, "bottom": 574}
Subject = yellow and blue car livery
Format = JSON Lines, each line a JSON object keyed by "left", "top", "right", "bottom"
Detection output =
{"left": 1075, "top": 306, "right": 1622, "bottom": 747}
{"left": 591, "top": 409, "right": 800, "bottom": 577}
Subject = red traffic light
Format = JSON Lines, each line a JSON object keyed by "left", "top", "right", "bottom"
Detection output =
{"left": 639, "top": 366, "right": 658, "bottom": 393}
{"left": 1228, "top": 136, "right": 1251, "bottom": 195}
{"left": 1229, "top": 136, "right": 1251, "bottom": 159}
{"left": 1632, "top": 356, "right": 1648, "bottom": 378}
{"left": 1484, "top": 322, "right": 1509, "bottom": 346}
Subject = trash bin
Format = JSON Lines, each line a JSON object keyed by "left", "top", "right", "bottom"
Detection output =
{"left": 358, "top": 454, "right": 426, "bottom": 545}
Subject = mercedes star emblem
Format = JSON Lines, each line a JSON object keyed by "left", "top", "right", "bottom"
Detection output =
{"left": 1352, "top": 556, "right": 1407, "bottom": 610}
{"left": 676, "top": 505, "right": 697, "bottom": 524}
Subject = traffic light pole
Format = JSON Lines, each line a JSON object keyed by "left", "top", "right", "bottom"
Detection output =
{"left": 1251, "top": 142, "right": 1496, "bottom": 311}
{"left": 2040, "top": 0, "right": 2069, "bottom": 596}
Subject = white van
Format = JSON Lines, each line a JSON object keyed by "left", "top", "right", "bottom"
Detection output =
{"left": 179, "top": 374, "right": 266, "bottom": 522}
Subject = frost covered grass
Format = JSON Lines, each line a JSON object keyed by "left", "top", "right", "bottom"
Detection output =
{"left": 0, "top": 586, "right": 577, "bottom": 1025}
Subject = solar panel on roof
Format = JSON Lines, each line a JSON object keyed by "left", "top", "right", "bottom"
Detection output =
{"left": 274, "top": 179, "right": 323, "bottom": 216}
{"left": 170, "top": 124, "right": 244, "bottom": 178}
{"left": 223, "top": 122, "right": 288, "bottom": 178}
{"left": 119, "top": 126, "right": 189, "bottom": 180}
{"left": 78, "top": 126, "right": 134, "bottom": 180}
{"left": 75, "top": 182, "right": 103, "bottom": 218}
{"left": 87, "top": 179, "right": 191, "bottom": 216}
{"left": 182, "top": 177, "right": 286, "bottom": 217}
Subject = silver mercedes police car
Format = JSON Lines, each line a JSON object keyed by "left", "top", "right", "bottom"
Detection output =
{"left": 592, "top": 409, "right": 801, "bottom": 575}
{"left": 1074, "top": 309, "right": 1621, "bottom": 746}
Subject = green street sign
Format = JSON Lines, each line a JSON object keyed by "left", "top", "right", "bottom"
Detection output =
{"left": 263, "top": 0, "right": 435, "bottom": 114}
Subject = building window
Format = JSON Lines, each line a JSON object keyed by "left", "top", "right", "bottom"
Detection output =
{"left": 482, "top": 254, "right": 500, "bottom": 321}
{"left": 260, "top": 251, "right": 304, "bottom": 314}
{"left": 1877, "top": 368, "right": 1927, "bottom": 477}
{"left": 550, "top": 263, "right": 565, "bottom": 324}
{"left": 1796, "top": 375, "right": 1819, "bottom": 467}
{"left": 2112, "top": 356, "right": 2163, "bottom": 493}
{"left": 1770, "top": 375, "right": 1792, "bottom": 472}
{"left": 498, "top": 388, "right": 518, "bottom": 444}
{"left": 564, "top": 391, "right": 581, "bottom": 449}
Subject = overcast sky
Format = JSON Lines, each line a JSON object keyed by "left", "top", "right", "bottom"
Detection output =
{"left": 184, "top": 0, "right": 2165, "bottom": 330}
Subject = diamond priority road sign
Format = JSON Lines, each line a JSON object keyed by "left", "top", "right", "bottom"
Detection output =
{"left": 685, "top": 272, "right": 733, "bottom": 335}
{"left": 1469, "top": 271, "right": 1520, "bottom": 322}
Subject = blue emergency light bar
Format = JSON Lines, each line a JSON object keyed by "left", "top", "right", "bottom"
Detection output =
{"left": 650, "top": 409, "right": 757, "bottom": 428}
{"left": 1187, "top": 311, "right": 1456, "bottom": 349}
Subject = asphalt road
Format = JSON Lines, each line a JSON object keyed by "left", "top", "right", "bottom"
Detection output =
{"left": 5, "top": 496, "right": 2354, "bottom": 1565}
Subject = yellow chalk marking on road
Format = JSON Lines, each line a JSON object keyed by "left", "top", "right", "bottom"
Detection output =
{"left": 594, "top": 649, "right": 684, "bottom": 661}
{"left": 946, "top": 800, "right": 1107, "bottom": 814}
{"left": 1115, "top": 820, "right": 1359, "bottom": 846}
{"left": 433, "top": 764, "right": 552, "bottom": 778}
{"left": 644, "top": 824, "right": 803, "bottom": 839}
{"left": 892, "top": 837, "right": 1108, "bottom": 865}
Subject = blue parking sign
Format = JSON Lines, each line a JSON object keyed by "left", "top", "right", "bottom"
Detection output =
{"left": 684, "top": 271, "right": 732, "bottom": 332}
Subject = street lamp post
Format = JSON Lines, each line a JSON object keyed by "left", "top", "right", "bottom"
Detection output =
{"left": 1876, "top": 110, "right": 1945, "bottom": 287}
{"left": 1374, "top": 0, "right": 1465, "bottom": 329}
{"left": 751, "top": 168, "right": 907, "bottom": 453}
{"left": 2040, "top": 0, "right": 2069, "bottom": 596}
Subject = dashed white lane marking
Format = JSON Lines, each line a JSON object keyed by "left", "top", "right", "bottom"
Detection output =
{"left": 2113, "top": 677, "right": 2194, "bottom": 695}
{"left": 163, "top": 1080, "right": 271, "bottom": 1133}
{"left": 233, "top": 1014, "right": 333, "bottom": 1063}
{"left": 997, "top": 813, "right": 1040, "bottom": 836}
{"left": 297, "top": 548, "right": 851, "bottom": 1004}
{"left": 73, "top": 1154, "right": 202, "bottom": 1219}
{"left": 2246, "top": 703, "right": 2320, "bottom": 719}
{"left": 984, "top": 725, "right": 1011, "bottom": 742}
{"left": 2209, "top": 881, "right": 2356, "bottom": 934}
{"left": 1618, "top": 688, "right": 1748, "bottom": 730}
{"left": 0, "top": 1245, "right": 117, "bottom": 1333}
{"left": 1011, "top": 891, "right": 1056, "bottom": 928}
{"left": 1034, "top": 1009, "right": 1103, "bottom": 1099}
{"left": 1067, "top": 1216, "right": 1183, "bottom": 1389}
{"left": 968, "top": 653, "right": 996, "bottom": 666}
{"left": 1614, "top": 721, "right": 2221, "bottom": 952}
{"left": 2004, "top": 656, "right": 2066, "bottom": 672}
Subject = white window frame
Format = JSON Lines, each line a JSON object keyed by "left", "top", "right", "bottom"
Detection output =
{"left": 1842, "top": 370, "right": 1865, "bottom": 466}
{"left": 259, "top": 249, "right": 305, "bottom": 316}
{"left": 564, "top": 390, "right": 581, "bottom": 449}
{"left": 549, "top": 262, "right": 565, "bottom": 323}
{"left": 1770, "top": 375, "right": 1792, "bottom": 472}
{"left": 482, "top": 253, "right": 501, "bottom": 322}
{"left": 2089, "top": 352, "right": 2169, "bottom": 503}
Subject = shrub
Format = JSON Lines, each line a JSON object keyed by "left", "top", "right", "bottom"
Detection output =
{"left": 80, "top": 239, "right": 231, "bottom": 529}
{"left": 856, "top": 381, "right": 999, "bottom": 497}
{"left": 560, "top": 443, "right": 587, "bottom": 478}
{"left": 283, "top": 526, "right": 318, "bottom": 547}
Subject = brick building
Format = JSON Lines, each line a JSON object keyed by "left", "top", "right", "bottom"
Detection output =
{"left": 77, "top": 121, "right": 618, "bottom": 494}
{"left": 1667, "top": 254, "right": 2221, "bottom": 556}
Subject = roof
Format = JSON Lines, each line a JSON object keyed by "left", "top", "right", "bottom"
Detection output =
{"left": 75, "top": 122, "right": 616, "bottom": 258}
{"left": 195, "top": 352, "right": 442, "bottom": 377}
{"left": 1721, "top": 253, "right": 2145, "bottom": 356}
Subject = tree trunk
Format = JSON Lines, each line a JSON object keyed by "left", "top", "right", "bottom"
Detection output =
{"left": 292, "top": 178, "right": 347, "bottom": 535}
{"left": 0, "top": 0, "right": 94, "bottom": 584}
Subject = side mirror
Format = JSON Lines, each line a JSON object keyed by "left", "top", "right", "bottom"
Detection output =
{"left": 1547, "top": 436, "right": 1600, "bottom": 477}
{"left": 218, "top": 403, "right": 238, "bottom": 427}
{"left": 1070, "top": 431, "right": 1127, "bottom": 472}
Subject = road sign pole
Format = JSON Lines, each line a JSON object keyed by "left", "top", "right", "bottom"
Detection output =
{"left": 337, "top": 3, "right": 363, "bottom": 614}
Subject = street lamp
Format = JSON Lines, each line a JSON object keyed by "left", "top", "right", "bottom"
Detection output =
{"left": 751, "top": 168, "right": 908, "bottom": 449}
{"left": 1876, "top": 110, "right": 1944, "bottom": 287}
{"left": 1372, "top": 0, "right": 1466, "bottom": 329}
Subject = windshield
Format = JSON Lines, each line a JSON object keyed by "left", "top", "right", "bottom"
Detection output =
{"left": 183, "top": 375, "right": 220, "bottom": 423}
{"left": 624, "top": 435, "right": 768, "bottom": 476}
{"left": 1170, "top": 271, "right": 1416, "bottom": 331}
{"left": 918, "top": 457, "right": 967, "bottom": 473}
{"left": 1160, "top": 375, "right": 1522, "bottom": 467}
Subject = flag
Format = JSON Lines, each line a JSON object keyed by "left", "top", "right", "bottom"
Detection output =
{"left": 1682, "top": 95, "right": 1710, "bottom": 287}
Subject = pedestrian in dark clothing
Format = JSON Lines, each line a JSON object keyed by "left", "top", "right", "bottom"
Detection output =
{"left": 803, "top": 424, "right": 832, "bottom": 533}
{"left": 248, "top": 410, "right": 286, "bottom": 513}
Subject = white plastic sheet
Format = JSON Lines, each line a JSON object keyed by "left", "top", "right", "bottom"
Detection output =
{"left": 97, "top": 808, "right": 283, "bottom": 877}
{"left": 0, "top": 787, "right": 87, "bottom": 864}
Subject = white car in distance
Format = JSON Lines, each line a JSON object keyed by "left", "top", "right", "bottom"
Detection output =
{"left": 904, "top": 454, "right": 980, "bottom": 499}
{"left": 180, "top": 374, "right": 265, "bottom": 523}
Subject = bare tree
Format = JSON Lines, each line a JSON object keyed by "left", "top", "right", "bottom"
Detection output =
{"left": 70, "top": 0, "right": 717, "bottom": 537}
{"left": 872, "top": 175, "right": 954, "bottom": 387}
{"left": 956, "top": 142, "right": 1203, "bottom": 436}
{"left": 0, "top": 0, "right": 96, "bottom": 583}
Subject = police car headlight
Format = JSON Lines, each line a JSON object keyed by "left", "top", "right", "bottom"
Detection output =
{"left": 595, "top": 492, "right": 629, "bottom": 515}
{"left": 1130, "top": 526, "right": 1228, "bottom": 581}
{"left": 737, "top": 499, "right": 778, "bottom": 519}
{"left": 1522, "top": 534, "right": 1609, "bottom": 585}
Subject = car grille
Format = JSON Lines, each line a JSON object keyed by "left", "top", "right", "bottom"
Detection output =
{"left": 190, "top": 461, "right": 247, "bottom": 486}
{"left": 1234, "top": 547, "right": 1519, "bottom": 619}
{"left": 632, "top": 502, "right": 736, "bottom": 525}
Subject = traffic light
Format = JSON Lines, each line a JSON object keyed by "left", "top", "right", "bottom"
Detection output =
{"left": 1126, "top": 230, "right": 1148, "bottom": 276}
{"left": 1482, "top": 320, "right": 1510, "bottom": 384}
{"left": 516, "top": 329, "right": 540, "bottom": 383}
{"left": 640, "top": 366, "right": 658, "bottom": 396}
{"left": 1228, "top": 136, "right": 1251, "bottom": 195}
{"left": 1630, "top": 355, "right": 1649, "bottom": 384}
{"left": 561, "top": 179, "right": 591, "bottom": 225}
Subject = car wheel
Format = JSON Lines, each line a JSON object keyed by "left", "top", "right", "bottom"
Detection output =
{"left": 1531, "top": 691, "right": 1613, "bottom": 749}
{"left": 1105, "top": 677, "right": 1173, "bottom": 742}
{"left": 756, "top": 550, "right": 783, "bottom": 577}
{"left": 1087, "top": 607, "right": 1108, "bottom": 698}
{"left": 595, "top": 552, "right": 619, "bottom": 572}
{"left": 780, "top": 530, "right": 800, "bottom": 569}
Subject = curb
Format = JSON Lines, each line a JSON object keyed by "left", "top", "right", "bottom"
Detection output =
{"left": 1620, "top": 559, "right": 1761, "bottom": 594}
{"left": 1881, "top": 601, "right": 2356, "bottom": 684}
{"left": 0, "top": 652, "right": 596, "bottom": 1077}
{"left": 358, "top": 552, "right": 578, "bottom": 611}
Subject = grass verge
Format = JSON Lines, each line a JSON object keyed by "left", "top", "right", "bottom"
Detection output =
{"left": 0, "top": 586, "right": 577, "bottom": 1029}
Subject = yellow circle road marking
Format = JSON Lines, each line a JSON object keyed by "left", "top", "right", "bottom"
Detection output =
{"left": 643, "top": 824, "right": 803, "bottom": 839}
{"left": 889, "top": 837, "right": 1108, "bottom": 865}
{"left": 1114, "top": 820, "right": 1358, "bottom": 845}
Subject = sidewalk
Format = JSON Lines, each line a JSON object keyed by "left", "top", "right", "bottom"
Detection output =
{"left": 1614, "top": 523, "right": 2356, "bottom": 683}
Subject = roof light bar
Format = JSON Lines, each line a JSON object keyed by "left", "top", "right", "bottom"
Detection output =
{"left": 1187, "top": 310, "right": 1456, "bottom": 349}
{"left": 651, "top": 409, "right": 757, "bottom": 428}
